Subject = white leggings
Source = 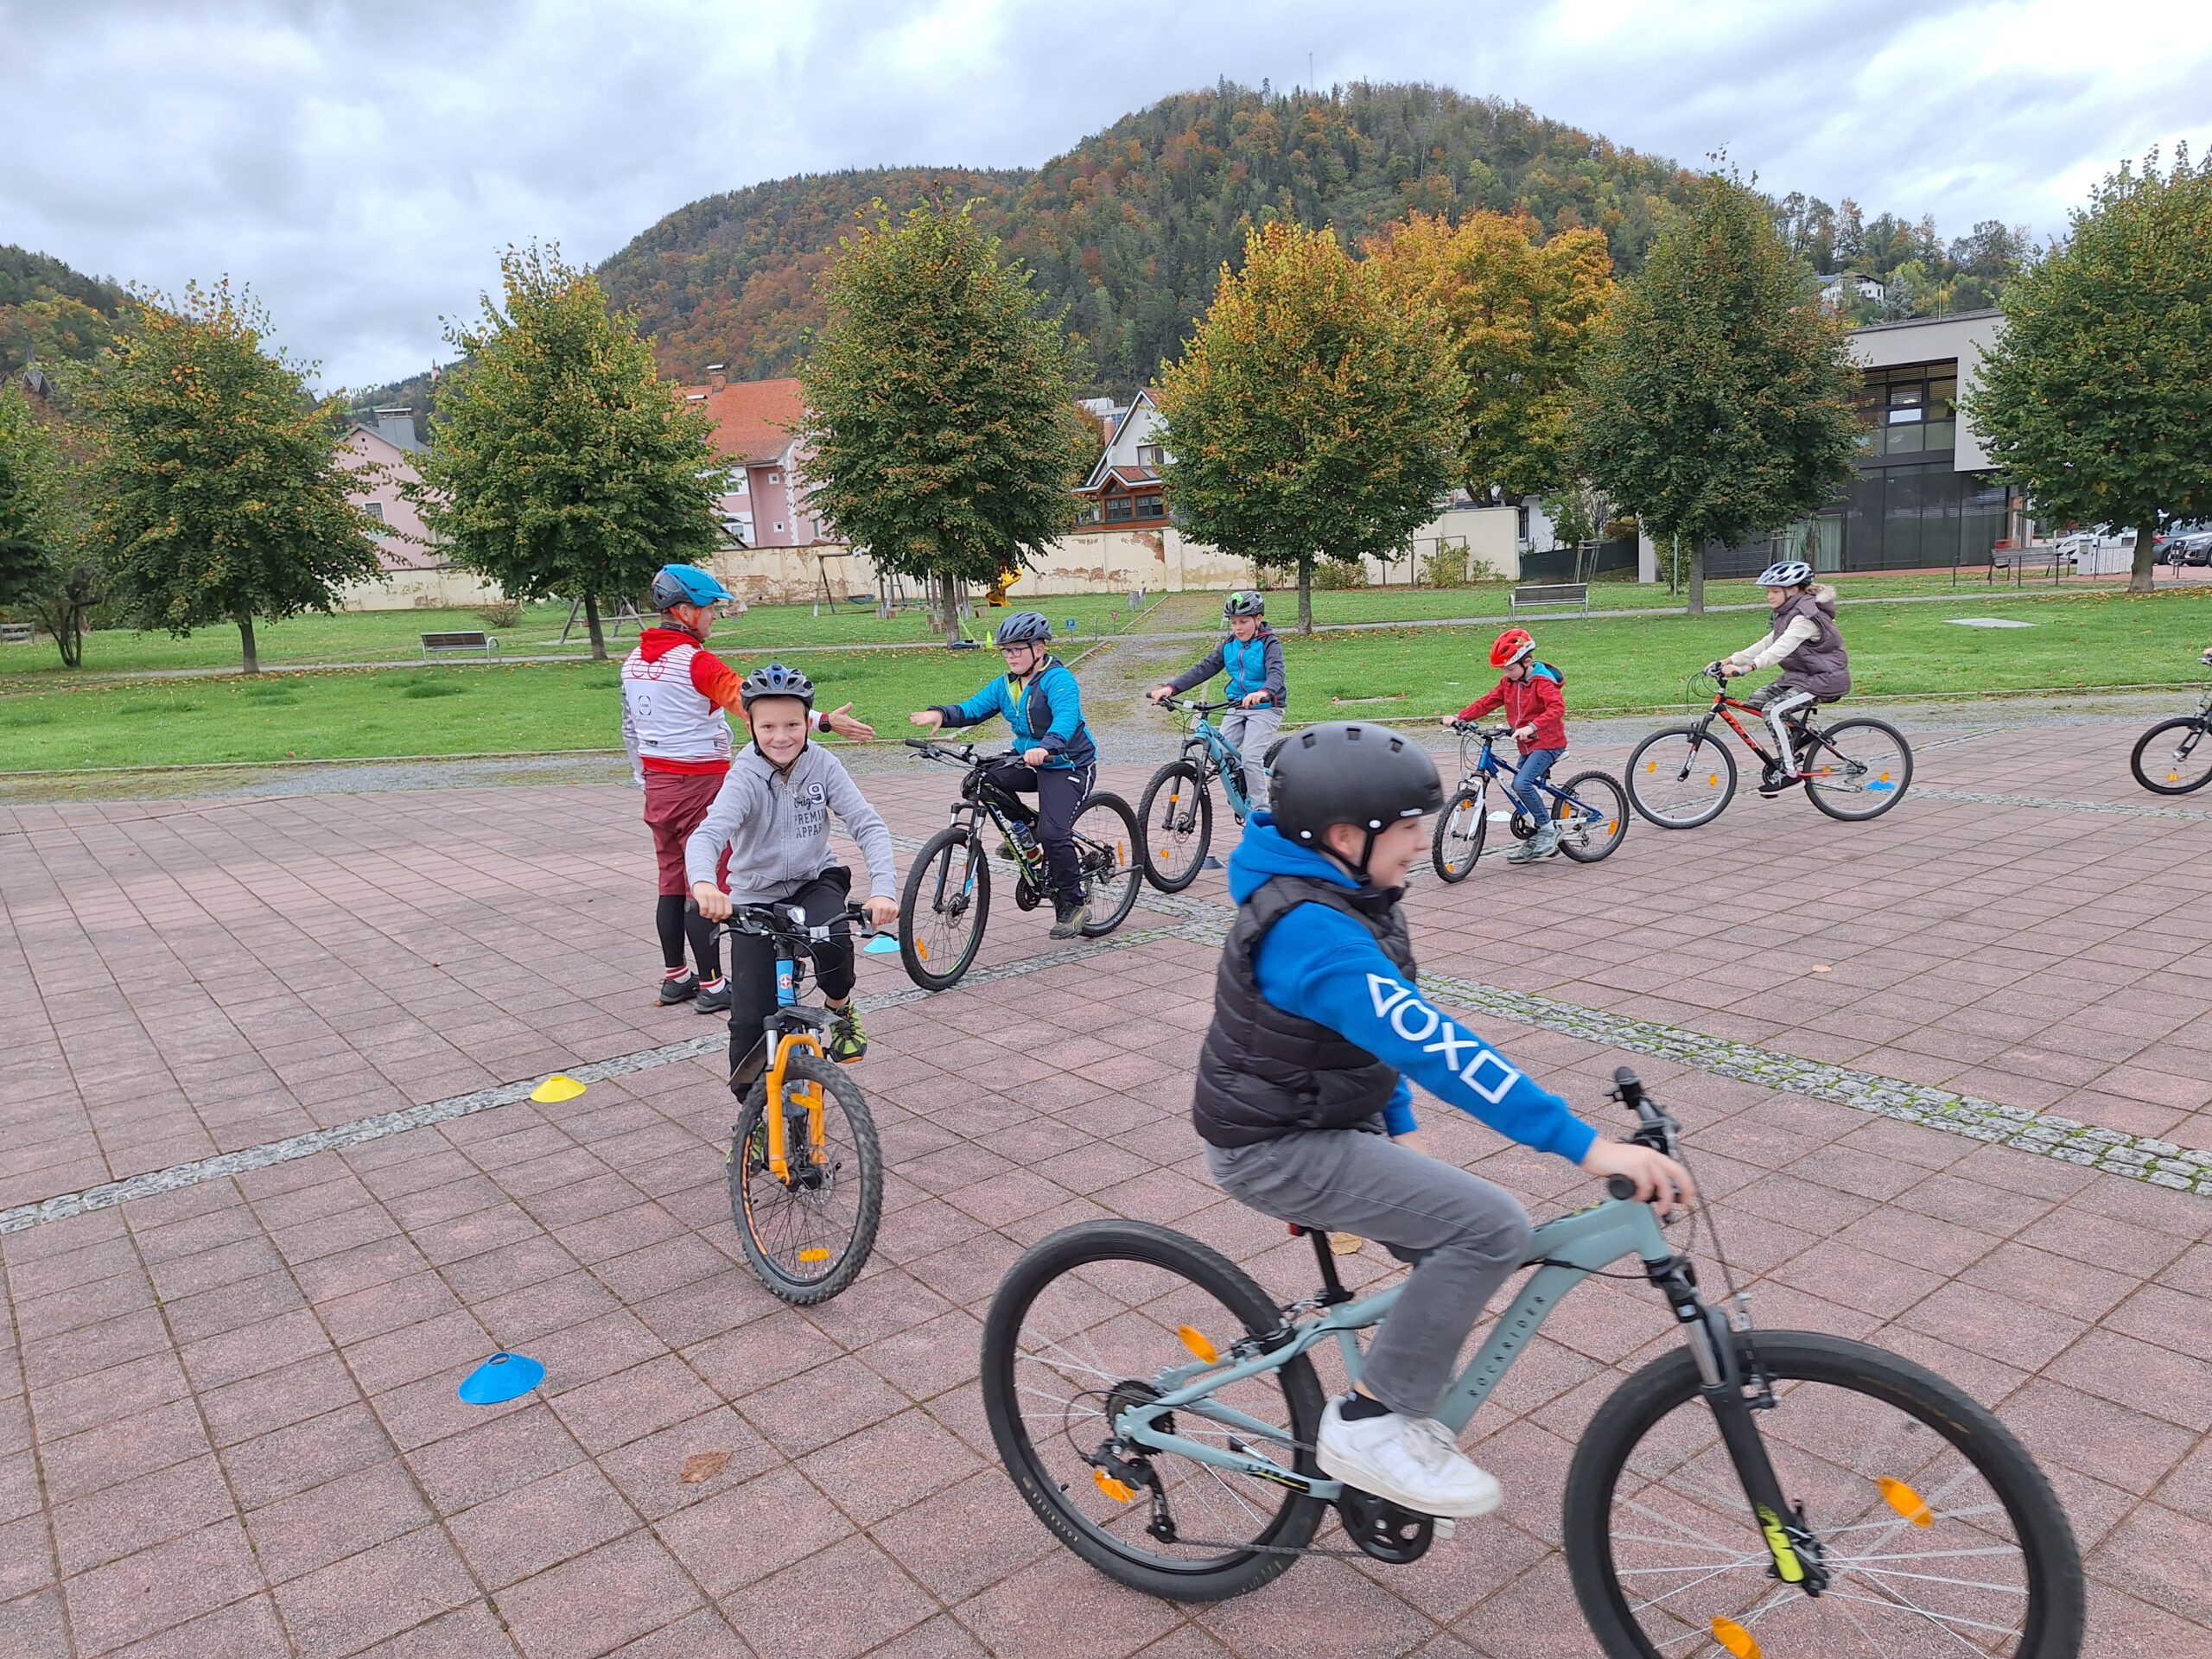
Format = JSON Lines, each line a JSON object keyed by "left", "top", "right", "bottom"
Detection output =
{"left": 1745, "top": 682, "right": 1817, "bottom": 767}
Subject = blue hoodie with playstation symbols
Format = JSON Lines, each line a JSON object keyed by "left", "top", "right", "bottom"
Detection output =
{"left": 1230, "top": 817, "right": 1596, "bottom": 1160}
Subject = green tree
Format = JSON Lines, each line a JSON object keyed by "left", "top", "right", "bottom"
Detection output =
{"left": 88, "top": 280, "right": 378, "bottom": 672}
{"left": 1967, "top": 148, "right": 2212, "bottom": 595}
{"left": 416, "top": 244, "right": 721, "bottom": 660}
{"left": 0, "top": 377, "right": 105, "bottom": 667}
{"left": 1577, "top": 170, "right": 1861, "bottom": 613}
{"left": 798, "top": 200, "right": 1091, "bottom": 645}
{"left": 1155, "top": 220, "right": 1463, "bottom": 634}
{"left": 1367, "top": 209, "right": 1614, "bottom": 503}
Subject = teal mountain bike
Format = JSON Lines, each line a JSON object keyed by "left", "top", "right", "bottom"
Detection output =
{"left": 981, "top": 1068, "right": 2082, "bottom": 1656}
{"left": 1433, "top": 721, "right": 1630, "bottom": 880}
{"left": 1138, "top": 697, "right": 1260, "bottom": 892}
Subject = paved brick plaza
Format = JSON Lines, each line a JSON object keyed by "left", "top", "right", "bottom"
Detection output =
{"left": 1, "top": 708, "right": 2208, "bottom": 1656}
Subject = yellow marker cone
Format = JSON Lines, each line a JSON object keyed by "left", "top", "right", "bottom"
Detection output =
{"left": 530, "top": 1075, "right": 586, "bottom": 1103}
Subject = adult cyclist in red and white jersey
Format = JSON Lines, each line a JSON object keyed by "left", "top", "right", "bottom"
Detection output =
{"left": 621, "top": 564, "right": 874, "bottom": 1011}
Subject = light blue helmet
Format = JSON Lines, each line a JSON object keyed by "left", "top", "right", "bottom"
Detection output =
{"left": 650, "top": 563, "right": 734, "bottom": 613}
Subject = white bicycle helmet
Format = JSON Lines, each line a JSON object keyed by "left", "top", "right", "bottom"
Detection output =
{"left": 1757, "top": 560, "right": 1814, "bottom": 588}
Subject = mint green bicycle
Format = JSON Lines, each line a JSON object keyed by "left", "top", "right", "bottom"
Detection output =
{"left": 981, "top": 1070, "right": 2082, "bottom": 1656}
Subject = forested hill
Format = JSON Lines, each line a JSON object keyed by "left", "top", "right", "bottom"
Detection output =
{"left": 0, "top": 245, "right": 132, "bottom": 381}
{"left": 597, "top": 82, "right": 1697, "bottom": 392}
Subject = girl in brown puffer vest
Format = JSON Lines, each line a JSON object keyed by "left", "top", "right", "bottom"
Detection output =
{"left": 1717, "top": 562, "right": 1850, "bottom": 790}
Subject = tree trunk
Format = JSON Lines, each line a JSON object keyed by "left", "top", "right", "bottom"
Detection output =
{"left": 238, "top": 613, "right": 259, "bottom": 675}
{"left": 583, "top": 594, "right": 607, "bottom": 661}
{"left": 60, "top": 608, "right": 81, "bottom": 668}
{"left": 1669, "top": 534, "right": 1681, "bottom": 598}
{"left": 1688, "top": 543, "right": 1705, "bottom": 616}
{"left": 941, "top": 573, "right": 963, "bottom": 646}
{"left": 1297, "top": 556, "right": 1314, "bottom": 635}
{"left": 2132, "top": 517, "right": 2161, "bottom": 596}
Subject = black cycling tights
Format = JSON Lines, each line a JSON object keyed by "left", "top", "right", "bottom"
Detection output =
{"left": 654, "top": 893, "right": 722, "bottom": 981}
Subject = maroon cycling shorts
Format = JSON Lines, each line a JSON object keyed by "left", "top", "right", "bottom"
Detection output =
{"left": 643, "top": 768, "right": 730, "bottom": 896}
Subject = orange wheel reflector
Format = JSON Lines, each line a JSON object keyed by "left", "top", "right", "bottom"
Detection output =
{"left": 1711, "top": 1617, "right": 1761, "bottom": 1658}
{"left": 1707, "top": 774, "right": 1719, "bottom": 786}
{"left": 915, "top": 940, "right": 930, "bottom": 961}
{"left": 1092, "top": 1469, "right": 1135, "bottom": 1503}
{"left": 1879, "top": 772, "right": 1891, "bottom": 782}
{"left": 1644, "top": 761, "right": 1656, "bottom": 773}
{"left": 1177, "top": 1325, "right": 1218, "bottom": 1363}
{"left": 1880, "top": 1477, "right": 1934, "bottom": 1527}
{"left": 798, "top": 1248, "right": 831, "bottom": 1264}
{"left": 1605, "top": 820, "right": 1618, "bottom": 834}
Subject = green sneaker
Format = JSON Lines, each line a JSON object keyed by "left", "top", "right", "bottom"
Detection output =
{"left": 827, "top": 1005, "right": 868, "bottom": 1065}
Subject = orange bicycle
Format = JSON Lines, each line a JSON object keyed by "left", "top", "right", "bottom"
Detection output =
{"left": 1625, "top": 667, "right": 1913, "bottom": 829}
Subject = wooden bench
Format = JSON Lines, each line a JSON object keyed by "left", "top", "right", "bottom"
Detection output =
{"left": 420, "top": 630, "right": 499, "bottom": 659}
{"left": 0, "top": 622, "right": 34, "bottom": 645}
{"left": 1509, "top": 582, "right": 1590, "bottom": 615}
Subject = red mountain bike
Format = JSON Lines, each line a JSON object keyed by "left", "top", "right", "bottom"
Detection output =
{"left": 1625, "top": 667, "right": 1913, "bottom": 829}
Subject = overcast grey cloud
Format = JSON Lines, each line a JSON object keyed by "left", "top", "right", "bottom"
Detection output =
{"left": 6, "top": 0, "right": 2209, "bottom": 389}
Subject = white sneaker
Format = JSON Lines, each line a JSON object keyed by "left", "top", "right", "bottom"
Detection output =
{"left": 1315, "top": 1399, "right": 1503, "bottom": 1518}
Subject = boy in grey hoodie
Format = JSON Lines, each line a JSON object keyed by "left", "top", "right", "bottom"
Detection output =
{"left": 686, "top": 664, "right": 899, "bottom": 1078}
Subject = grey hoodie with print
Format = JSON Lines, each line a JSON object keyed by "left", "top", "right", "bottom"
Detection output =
{"left": 683, "top": 741, "right": 899, "bottom": 905}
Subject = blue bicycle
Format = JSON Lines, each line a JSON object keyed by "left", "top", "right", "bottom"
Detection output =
{"left": 1433, "top": 721, "right": 1628, "bottom": 880}
{"left": 1138, "top": 697, "right": 1261, "bottom": 892}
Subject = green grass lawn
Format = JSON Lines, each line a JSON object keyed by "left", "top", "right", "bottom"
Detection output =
{"left": 0, "top": 593, "right": 1157, "bottom": 686}
{"left": 1294, "top": 571, "right": 2138, "bottom": 628}
{"left": 0, "top": 641, "right": 1016, "bottom": 771}
{"left": 1273, "top": 588, "right": 2212, "bottom": 717}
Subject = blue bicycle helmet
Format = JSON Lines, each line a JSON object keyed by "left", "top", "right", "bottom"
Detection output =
{"left": 995, "top": 611, "right": 1053, "bottom": 647}
{"left": 739, "top": 662, "right": 816, "bottom": 709}
{"left": 650, "top": 563, "right": 735, "bottom": 613}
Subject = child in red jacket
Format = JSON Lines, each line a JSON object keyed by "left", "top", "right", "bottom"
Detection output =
{"left": 1444, "top": 627, "right": 1567, "bottom": 863}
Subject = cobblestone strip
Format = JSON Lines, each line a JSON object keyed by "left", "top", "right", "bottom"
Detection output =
{"left": 1912, "top": 785, "right": 2212, "bottom": 823}
{"left": 1414, "top": 966, "right": 2212, "bottom": 1196}
{"left": 0, "top": 919, "right": 1191, "bottom": 1236}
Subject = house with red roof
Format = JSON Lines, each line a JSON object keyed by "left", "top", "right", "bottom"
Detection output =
{"left": 682, "top": 370, "right": 831, "bottom": 549}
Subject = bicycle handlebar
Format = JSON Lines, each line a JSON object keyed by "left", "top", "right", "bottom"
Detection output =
{"left": 905, "top": 737, "right": 1021, "bottom": 769}
{"left": 685, "top": 897, "right": 882, "bottom": 944}
{"left": 1160, "top": 696, "right": 1233, "bottom": 715}
{"left": 1450, "top": 720, "right": 1512, "bottom": 741}
{"left": 1603, "top": 1066, "right": 1683, "bottom": 1200}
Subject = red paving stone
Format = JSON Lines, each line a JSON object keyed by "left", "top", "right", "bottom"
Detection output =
{"left": 2, "top": 710, "right": 2209, "bottom": 1654}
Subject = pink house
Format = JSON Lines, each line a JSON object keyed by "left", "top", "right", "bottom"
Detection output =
{"left": 337, "top": 408, "right": 440, "bottom": 570}
{"left": 681, "top": 371, "right": 833, "bottom": 548}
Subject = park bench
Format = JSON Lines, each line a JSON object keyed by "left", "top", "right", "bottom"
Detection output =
{"left": 420, "top": 630, "right": 499, "bottom": 659}
{"left": 1509, "top": 582, "right": 1590, "bottom": 616}
{"left": 0, "top": 622, "right": 33, "bottom": 645}
{"left": 1986, "top": 544, "right": 2068, "bottom": 586}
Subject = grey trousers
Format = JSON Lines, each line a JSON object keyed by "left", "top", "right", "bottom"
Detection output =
{"left": 1218, "top": 706, "right": 1282, "bottom": 812}
{"left": 1205, "top": 1129, "right": 1534, "bottom": 1419}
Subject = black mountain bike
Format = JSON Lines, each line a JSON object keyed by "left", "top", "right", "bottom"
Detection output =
{"left": 2129, "top": 658, "right": 2212, "bottom": 795}
{"left": 898, "top": 740, "right": 1142, "bottom": 992}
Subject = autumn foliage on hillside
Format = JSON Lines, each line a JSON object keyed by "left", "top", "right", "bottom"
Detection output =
{"left": 598, "top": 81, "right": 1696, "bottom": 393}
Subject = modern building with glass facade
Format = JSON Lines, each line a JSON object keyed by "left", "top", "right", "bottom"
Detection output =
{"left": 1696, "top": 310, "right": 2022, "bottom": 579}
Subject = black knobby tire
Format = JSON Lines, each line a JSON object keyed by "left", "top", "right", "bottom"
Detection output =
{"left": 1625, "top": 725, "right": 1737, "bottom": 830}
{"left": 899, "top": 823, "right": 989, "bottom": 991}
{"left": 728, "top": 1052, "right": 882, "bottom": 1305}
{"left": 980, "top": 1220, "right": 1329, "bottom": 1602}
{"left": 1432, "top": 785, "right": 1489, "bottom": 882}
{"left": 1554, "top": 771, "right": 1628, "bottom": 863}
{"left": 1562, "top": 1330, "right": 2083, "bottom": 1659}
{"left": 1137, "top": 760, "right": 1213, "bottom": 892}
{"left": 1072, "top": 791, "right": 1144, "bottom": 938}
{"left": 2130, "top": 716, "right": 2212, "bottom": 795}
{"left": 1802, "top": 716, "right": 1914, "bottom": 823}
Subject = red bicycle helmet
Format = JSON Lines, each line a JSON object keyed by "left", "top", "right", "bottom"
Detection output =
{"left": 1490, "top": 628, "right": 1535, "bottom": 668}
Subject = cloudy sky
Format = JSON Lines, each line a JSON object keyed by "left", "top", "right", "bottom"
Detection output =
{"left": 9, "top": 0, "right": 2209, "bottom": 390}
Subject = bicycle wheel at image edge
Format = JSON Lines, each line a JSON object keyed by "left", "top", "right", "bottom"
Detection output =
{"left": 1802, "top": 717, "right": 1913, "bottom": 822}
{"left": 1432, "top": 785, "right": 1489, "bottom": 881}
{"left": 899, "top": 823, "right": 990, "bottom": 990}
{"left": 1561, "top": 1330, "right": 2083, "bottom": 1659}
{"left": 1625, "top": 726, "right": 1738, "bottom": 829}
{"left": 2129, "top": 717, "right": 2212, "bottom": 794}
{"left": 1072, "top": 791, "right": 1143, "bottom": 938}
{"left": 980, "top": 1219, "right": 1328, "bottom": 1602}
{"left": 1553, "top": 771, "right": 1628, "bottom": 862}
{"left": 727, "top": 1052, "right": 883, "bottom": 1304}
{"left": 1137, "top": 760, "right": 1213, "bottom": 891}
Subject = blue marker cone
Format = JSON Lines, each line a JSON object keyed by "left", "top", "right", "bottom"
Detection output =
{"left": 458, "top": 1352, "right": 545, "bottom": 1405}
{"left": 863, "top": 932, "right": 900, "bottom": 956}
{"left": 1201, "top": 856, "right": 1225, "bottom": 872}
